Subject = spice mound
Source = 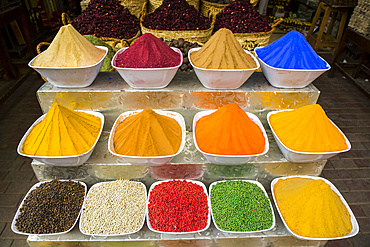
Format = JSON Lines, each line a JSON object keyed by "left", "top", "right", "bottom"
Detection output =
{"left": 84, "top": 35, "right": 115, "bottom": 72}
{"left": 148, "top": 180, "right": 209, "bottom": 232}
{"left": 22, "top": 103, "right": 102, "bottom": 156}
{"left": 256, "top": 31, "right": 329, "bottom": 70}
{"left": 114, "top": 33, "right": 181, "bottom": 68}
{"left": 269, "top": 104, "right": 348, "bottom": 152}
{"left": 32, "top": 24, "right": 105, "bottom": 68}
{"left": 214, "top": 0, "right": 271, "bottom": 33}
{"left": 190, "top": 28, "right": 256, "bottom": 69}
{"left": 15, "top": 180, "right": 85, "bottom": 234}
{"left": 80, "top": 180, "right": 146, "bottom": 235}
{"left": 211, "top": 180, "right": 273, "bottom": 232}
{"left": 71, "top": 0, "right": 140, "bottom": 40}
{"left": 113, "top": 109, "right": 182, "bottom": 156}
{"left": 274, "top": 177, "right": 352, "bottom": 238}
{"left": 195, "top": 103, "right": 265, "bottom": 155}
{"left": 143, "top": 0, "right": 211, "bottom": 31}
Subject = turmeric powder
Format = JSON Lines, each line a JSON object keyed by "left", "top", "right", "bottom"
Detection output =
{"left": 274, "top": 177, "right": 352, "bottom": 238}
{"left": 113, "top": 109, "right": 182, "bottom": 156}
{"left": 269, "top": 104, "right": 348, "bottom": 152}
{"left": 195, "top": 103, "right": 265, "bottom": 155}
{"left": 22, "top": 103, "right": 101, "bottom": 156}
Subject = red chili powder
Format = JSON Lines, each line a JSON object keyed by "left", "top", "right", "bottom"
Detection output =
{"left": 148, "top": 180, "right": 209, "bottom": 232}
{"left": 114, "top": 33, "right": 181, "bottom": 68}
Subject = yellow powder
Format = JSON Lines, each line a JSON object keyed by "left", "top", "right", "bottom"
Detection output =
{"left": 22, "top": 103, "right": 101, "bottom": 156}
{"left": 274, "top": 177, "right": 352, "bottom": 238}
{"left": 32, "top": 24, "right": 105, "bottom": 67}
{"left": 190, "top": 28, "right": 257, "bottom": 69}
{"left": 269, "top": 104, "right": 348, "bottom": 152}
{"left": 113, "top": 109, "right": 182, "bottom": 156}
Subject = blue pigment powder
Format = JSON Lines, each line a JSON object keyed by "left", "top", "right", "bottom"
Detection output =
{"left": 255, "top": 31, "right": 329, "bottom": 70}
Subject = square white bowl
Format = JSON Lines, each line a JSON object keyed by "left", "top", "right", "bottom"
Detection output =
{"left": 209, "top": 179, "right": 276, "bottom": 233}
{"left": 254, "top": 47, "right": 330, "bottom": 89}
{"left": 108, "top": 110, "right": 186, "bottom": 166}
{"left": 188, "top": 47, "right": 260, "bottom": 89}
{"left": 267, "top": 110, "right": 351, "bottom": 163}
{"left": 271, "top": 175, "right": 359, "bottom": 240}
{"left": 193, "top": 110, "right": 269, "bottom": 165}
{"left": 146, "top": 179, "right": 211, "bottom": 234}
{"left": 17, "top": 110, "right": 104, "bottom": 166}
{"left": 29, "top": 46, "right": 108, "bottom": 88}
{"left": 11, "top": 180, "right": 87, "bottom": 236}
{"left": 79, "top": 180, "right": 147, "bottom": 236}
{"left": 112, "top": 47, "right": 182, "bottom": 89}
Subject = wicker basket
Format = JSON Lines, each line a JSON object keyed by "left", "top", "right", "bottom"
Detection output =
{"left": 140, "top": 3, "right": 215, "bottom": 44}
{"left": 233, "top": 18, "right": 283, "bottom": 51}
{"left": 200, "top": 0, "right": 259, "bottom": 18}
{"left": 80, "top": 0, "right": 89, "bottom": 11}
{"left": 348, "top": 0, "right": 370, "bottom": 36}
{"left": 148, "top": 0, "right": 200, "bottom": 13}
{"left": 79, "top": 0, "right": 145, "bottom": 18}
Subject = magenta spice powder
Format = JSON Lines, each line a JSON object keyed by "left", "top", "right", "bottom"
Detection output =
{"left": 114, "top": 33, "right": 181, "bottom": 68}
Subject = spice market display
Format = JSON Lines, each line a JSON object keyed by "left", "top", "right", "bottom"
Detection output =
{"left": 14, "top": 0, "right": 360, "bottom": 245}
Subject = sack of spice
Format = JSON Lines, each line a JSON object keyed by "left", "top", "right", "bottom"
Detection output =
{"left": 141, "top": 0, "right": 215, "bottom": 44}
{"left": 148, "top": 0, "right": 200, "bottom": 13}
{"left": 213, "top": 0, "right": 283, "bottom": 51}
{"left": 200, "top": 0, "right": 259, "bottom": 18}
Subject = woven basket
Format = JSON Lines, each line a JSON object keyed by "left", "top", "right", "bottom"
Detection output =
{"left": 80, "top": 0, "right": 89, "bottom": 11}
{"left": 79, "top": 0, "right": 146, "bottom": 17}
{"left": 148, "top": 0, "right": 200, "bottom": 13}
{"left": 140, "top": 3, "right": 215, "bottom": 44}
{"left": 348, "top": 1, "right": 370, "bottom": 36}
{"left": 233, "top": 18, "right": 283, "bottom": 51}
{"left": 200, "top": 0, "right": 259, "bottom": 18}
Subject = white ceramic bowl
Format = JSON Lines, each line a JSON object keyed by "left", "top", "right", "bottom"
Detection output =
{"left": 147, "top": 179, "right": 211, "bottom": 234}
{"left": 28, "top": 46, "right": 108, "bottom": 88}
{"left": 193, "top": 110, "right": 269, "bottom": 165}
{"left": 112, "top": 47, "right": 182, "bottom": 89}
{"left": 271, "top": 175, "right": 359, "bottom": 240}
{"left": 79, "top": 180, "right": 147, "bottom": 236}
{"left": 254, "top": 47, "right": 330, "bottom": 89}
{"left": 209, "top": 180, "right": 275, "bottom": 233}
{"left": 17, "top": 110, "right": 104, "bottom": 166}
{"left": 267, "top": 110, "right": 351, "bottom": 163}
{"left": 188, "top": 47, "right": 260, "bottom": 89}
{"left": 11, "top": 180, "right": 87, "bottom": 236}
{"left": 108, "top": 110, "right": 186, "bottom": 166}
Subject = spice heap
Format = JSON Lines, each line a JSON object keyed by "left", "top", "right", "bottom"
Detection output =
{"left": 32, "top": 24, "right": 105, "bottom": 67}
{"left": 164, "top": 38, "right": 202, "bottom": 71}
{"left": 142, "top": 0, "right": 211, "bottom": 31}
{"left": 190, "top": 28, "right": 257, "bottom": 69}
{"left": 22, "top": 103, "right": 101, "bottom": 156}
{"left": 211, "top": 180, "right": 273, "bottom": 232}
{"left": 148, "top": 180, "right": 209, "bottom": 232}
{"left": 113, "top": 109, "right": 182, "bottom": 156}
{"left": 71, "top": 0, "right": 140, "bottom": 40}
{"left": 15, "top": 180, "right": 85, "bottom": 234}
{"left": 80, "top": 180, "right": 146, "bottom": 235}
{"left": 114, "top": 33, "right": 181, "bottom": 68}
{"left": 274, "top": 177, "right": 352, "bottom": 238}
{"left": 195, "top": 103, "right": 265, "bottom": 155}
{"left": 84, "top": 35, "right": 115, "bottom": 71}
{"left": 269, "top": 104, "right": 348, "bottom": 152}
{"left": 214, "top": 0, "right": 271, "bottom": 33}
{"left": 255, "top": 31, "right": 329, "bottom": 69}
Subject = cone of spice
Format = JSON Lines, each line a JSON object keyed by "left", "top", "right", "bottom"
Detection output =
{"left": 195, "top": 103, "right": 265, "bottom": 155}
{"left": 114, "top": 33, "right": 181, "bottom": 68}
{"left": 190, "top": 28, "right": 257, "bottom": 69}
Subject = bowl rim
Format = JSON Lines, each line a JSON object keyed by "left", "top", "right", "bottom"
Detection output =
{"left": 28, "top": 46, "right": 108, "bottom": 70}
{"left": 267, "top": 109, "right": 351, "bottom": 155}
{"left": 193, "top": 109, "right": 269, "bottom": 158}
{"left": 271, "top": 175, "right": 359, "bottom": 240}
{"left": 188, "top": 47, "right": 260, "bottom": 72}
{"left": 79, "top": 180, "right": 147, "bottom": 236}
{"left": 108, "top": 109, "right": 186, "bottom": 159}
{"left": 111, "top": 47, "right": 183, "bottom": 70}
{"left": 209, "top": 179, "right": 276, "bottom": 233}
{"left": 254, "top": 46, "right": 331, "bottom": 72}
{"left": 17, "top": 110, "right": 105, "bottom": 159}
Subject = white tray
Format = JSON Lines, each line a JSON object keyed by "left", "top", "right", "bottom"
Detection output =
{"left": 11, "top": 180, "right": 87, "bottom": 236}
{"left": 271, "top": 175, "right": 359, "bottom": 240}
